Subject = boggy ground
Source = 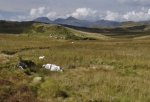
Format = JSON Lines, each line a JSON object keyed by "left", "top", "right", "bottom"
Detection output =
{"left": 0, "top": 34, "right": 150, "bottom": 102}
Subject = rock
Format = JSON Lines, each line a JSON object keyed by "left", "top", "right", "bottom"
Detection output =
{"left": 33, "top": 77, "right": 42, "bottom": 83}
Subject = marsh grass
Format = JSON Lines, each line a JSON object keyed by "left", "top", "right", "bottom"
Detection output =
{"left": 1, "top": 34, "right": 150, "bottom": 101}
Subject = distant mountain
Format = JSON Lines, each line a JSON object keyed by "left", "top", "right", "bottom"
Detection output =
{"left": 33, "top": 17, "right": 52, "bottom": 24}
{"left": 33, "top": 16, "right": 121, "bottom": 27}
{"left": 53, "top": 16, "right": 91, "bottom": 27}
{"left": 53, "top": 18, "right": 65, "bottom": 24}
{"left": 53, "top": 17, "right": 78, "bottom": 23}
{"left": 91, "top": 20, "right": 121, "bottom": 27}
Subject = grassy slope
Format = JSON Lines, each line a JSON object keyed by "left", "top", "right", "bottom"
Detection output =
{"left": 22, "top": 22, "right": 150, "bottom": 40}
{"left": 0, "top": 20, "right": 150, "bottom": 39}
{"left": 66, "top": 27, "right": 112, "bottom": 40}
{"left": 62, "top": 24, "right": 150, "bottom": 39}
{"left": 22, "top": 23, "right": 112, "bottom": 40}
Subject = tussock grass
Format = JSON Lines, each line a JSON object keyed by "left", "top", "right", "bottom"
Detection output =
{"left": 1, "top": 34, "right": 150, "bottom": 101}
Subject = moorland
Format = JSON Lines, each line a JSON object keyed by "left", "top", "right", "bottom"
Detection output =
{"left": 1, "top": 20, "right": 150, "bottom": 102}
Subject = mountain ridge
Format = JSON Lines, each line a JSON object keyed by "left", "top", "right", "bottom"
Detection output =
{"left": 33, "top": 16, "right": 121, "bottom": 27}
{"left": 33, "top": 17, "right": 52, "bottom": 24}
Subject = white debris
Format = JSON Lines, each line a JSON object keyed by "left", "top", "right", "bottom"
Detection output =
{"left": 39, "top": 56, "right": 45, "bottom": 59}
{"left": 42, "top": 64, "right": 63, "bottom": 72}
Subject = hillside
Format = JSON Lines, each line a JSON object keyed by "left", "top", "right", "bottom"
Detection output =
{"left": 0, "top": 20, "right": 34, "bottom": 34}
{"left": 62, "top": 24, "right": 150, "bottom": 39}
{"left": 120, "top": 21, "right": 144, "bottom": 27}
{"left": 22, "top": 23, "right": 111, "bottom": 40}
{"left": 0, "top": 20, "right": 115, "bottom": 39}
{"left": 1, "top": 20, "right": 150, "bottom": 39}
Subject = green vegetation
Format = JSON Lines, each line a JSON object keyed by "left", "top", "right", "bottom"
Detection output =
{"left": 0, "top": 20, "right": 34, "bottom": 34}
{"left": 1, "top": 34, "right": 150, "bottom": 101}
{"left": 22, "top": 23, "right": 100, "bottom": 40}
{"left": 1, "top": 22, "right": 150, "bottom": 101}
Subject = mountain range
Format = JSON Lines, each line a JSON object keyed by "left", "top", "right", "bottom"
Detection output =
{"left": 33, "top": 16, "right": 121, "bottom": 27}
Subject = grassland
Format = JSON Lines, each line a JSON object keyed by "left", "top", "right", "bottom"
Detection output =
{"left": 1, "top": 22, "right": 150, "bottom": 102}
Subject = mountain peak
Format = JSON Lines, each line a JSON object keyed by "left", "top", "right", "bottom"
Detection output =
{"left": 33, "top": 17, "right": 51, "bottom": 23}
{"left": 32, "top": 16, "right": 121, "bottom": 27}
{"left": 66, "top": 16, "right": 77, "bottom": 20}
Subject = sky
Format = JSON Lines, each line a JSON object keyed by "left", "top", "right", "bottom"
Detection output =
{"left": 1, "top": 0, "right": 150, "bottom": 22}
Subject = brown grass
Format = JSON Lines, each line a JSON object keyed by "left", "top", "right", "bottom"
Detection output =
{"left": 1, "top": 34, "right": 150, "bottom": 101}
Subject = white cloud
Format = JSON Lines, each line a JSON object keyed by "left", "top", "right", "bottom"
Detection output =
{"left": 7, "top": 6, "right": 150, "bottom": 22}
{"left": 13, "top": 7, "right": 59, "bottom": 21}
{"left": 105, "top": 11, "right": 123, "bottom": 21}
{"left": 70, "top": 8, "right": 99, "bottom": 21}
{"left": 104, "top": 10, "right": 150, "bottom": 21}
{"left": 46, "top": 12, "right": 58, "bottom": 20}
{"left": 30, "top": 9, "right": 37, "bottom": 16}
{"left": 14, "top": 7, "right": 101, "bottom": 21}
{"left": 123, "top": 11, "right": 150, "bottom": 21}
{"left": 30, "top": 7, "right": 46, "bottom": 17}
{"left": 38, "top": 7, "right": 45, "bottom": 14}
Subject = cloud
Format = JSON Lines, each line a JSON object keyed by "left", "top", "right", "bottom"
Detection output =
{"left": 104, "top": 9, "right": 150, "bottom": 21}
{"left": 105, "top": 11, "right": 123, "bottom": 21}
{"left": 30, "top": 7, "right": 46, "bottom": 17}
{"left": 13, "top": 7, "right": 101, "bottom": 21}
{"left": 70, "top": 8, "right": 99, "bottom": 21}
{"left": 123, "top": 11, "right": 150, "bottom": 21}
{"left": 30, "top": 9, "right": 36, "bottom": 16}
{"left": 7, "top": 6, "right": 150, "bottom": 22}
{"left": 28, "top": 7, "right": 59, "bottom": 21}
{"left": 46, "top": 12, "right": 58, "bottom": 20}
{"left": 12, "top": 7, "right": 58, "bottom": 21}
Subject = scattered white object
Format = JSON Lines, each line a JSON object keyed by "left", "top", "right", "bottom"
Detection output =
{"left": 19, "top": 66, "right": 23, "bottom": 69}
{"left": 33, "top": 77, "right": 42, "bottom": 83}
{"left": 39, "top": 56, "right": 45, "bottom": 59}
{"left": 42, "top": 64, "right": 63, "bottom": 72}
